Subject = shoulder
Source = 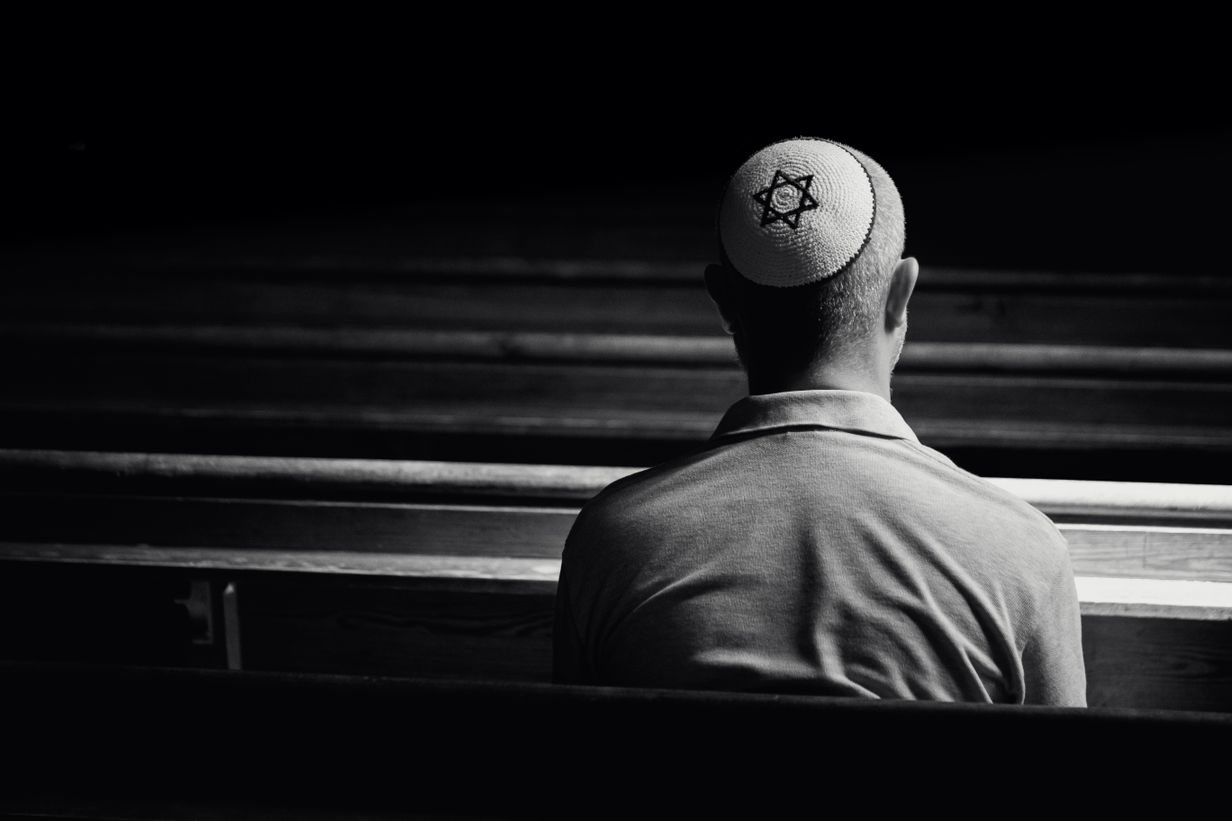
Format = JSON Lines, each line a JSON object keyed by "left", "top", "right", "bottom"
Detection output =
{"left": 565, "top": 445, "right": 725, "bottom": 555}
{"left": 890, "top": 440, "right": 1075, "bottom": 633}
{"left": 570, "top": 459, "right": 683, "bottom": 538}
{"left": 898, "top": 439, "right": 1069, "bottom": 553}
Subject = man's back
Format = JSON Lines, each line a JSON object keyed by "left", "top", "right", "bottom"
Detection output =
{"left": 554, "top": 136, "right": 1087, "bottom": 706}
{"left": 554, "top": 390, "right": 1087, "bottom": 705}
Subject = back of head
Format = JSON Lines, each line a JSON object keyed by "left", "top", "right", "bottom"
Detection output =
{"left": 716, "top": 138, "right": 907, "bottom": 376}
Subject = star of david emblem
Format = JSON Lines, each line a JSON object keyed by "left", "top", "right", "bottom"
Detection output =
{"left": 752, "top": 169, "right": 820, "bottom": 229}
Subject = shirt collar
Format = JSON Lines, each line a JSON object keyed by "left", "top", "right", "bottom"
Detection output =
{"left": 710, "top": 389, "right": 919, "bottom": 443}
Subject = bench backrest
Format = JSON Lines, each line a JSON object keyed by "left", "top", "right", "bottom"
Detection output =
{"left": 5, "top": 660, "right": 1231, "bottom": 816}
{"left": 2, "top": 450, "right": 1230, "bottom": 711}
{"left": 3, "top": 258, "right": 1230, "bottom": 478}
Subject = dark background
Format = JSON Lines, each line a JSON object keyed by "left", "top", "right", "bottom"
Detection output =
{"left": 5, "top": 39, "right": 1229, "bottom": 275}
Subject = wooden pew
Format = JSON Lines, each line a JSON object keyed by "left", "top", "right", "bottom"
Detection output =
{"left": 6, "top": 661, "right": 1229, "bottom": 817}
{"left": 1, "top": 257, "right": 1230, "bottom": 480}
{"left": 2, "top": 449, "right": 1230, "bottom": 711}
{"left": 6, "top": 255, "right": 1230, "bottom": 347}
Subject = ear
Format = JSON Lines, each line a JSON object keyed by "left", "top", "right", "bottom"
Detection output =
{"left": 885, "top": 256, "right": 919, "bottom": 331}
{"left": 704, "top": 263, "right": 738, "bottom": 335}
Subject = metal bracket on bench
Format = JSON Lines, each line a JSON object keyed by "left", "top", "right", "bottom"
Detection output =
{"left": 223, "top": 582, "right": 242, "bottom": 671}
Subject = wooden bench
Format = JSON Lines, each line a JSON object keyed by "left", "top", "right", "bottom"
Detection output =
{"left": 4, "top": 661, "right": 1231, "bottom": 818}
{"left": 7, "top": 254, "right": 1229, "bottom": 347}
{"left": 2, "top": 257, "right": 1229, "bottom": 480}
{"left": 2, "top": 449, "right": 1230, "bottom": 712}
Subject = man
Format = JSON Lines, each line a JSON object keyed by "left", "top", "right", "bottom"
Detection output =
{"left": 553, "top": 137, "right": 1086, "bottom": 705}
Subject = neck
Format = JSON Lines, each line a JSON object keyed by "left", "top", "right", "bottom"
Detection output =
{"left": 745, "top": 341, "right": 895, "bottom": 402}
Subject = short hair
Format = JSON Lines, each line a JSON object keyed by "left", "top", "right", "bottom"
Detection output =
{"left": 719, "top": 145, "right": 906, "bottom": 375}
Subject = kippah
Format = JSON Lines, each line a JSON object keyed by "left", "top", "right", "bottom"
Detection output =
{"left": 718, "top": 137, "right": 876, "bottom": 288}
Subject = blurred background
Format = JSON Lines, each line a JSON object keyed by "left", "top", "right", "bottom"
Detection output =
{"left": 8, "top": 64, "right": 1232, "bottom": 273}
{"left": 2, "top": 38, "right": 1229, "bottom": 480}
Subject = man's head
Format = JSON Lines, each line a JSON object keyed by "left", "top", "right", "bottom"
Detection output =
{"left": 705, "top": 138, "right": 918, "bottom": 394}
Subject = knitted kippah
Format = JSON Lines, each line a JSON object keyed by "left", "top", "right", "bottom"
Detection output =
{"left": 718, "top": 137, "right": 876, "bottom": 288}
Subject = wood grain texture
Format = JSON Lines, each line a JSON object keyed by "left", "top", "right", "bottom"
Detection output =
{"left": 1063, "top": 525, "right": 1232, "bottom": 582}
{"left": 237, "top": 580, "right": 555, "bottom": 681}
{"left": 0, "top": 542, "right": 564, "bottom": 587}
{"left": 2, "top": 541, "right": 1228, "bottom": 621}
{"left": 4, "top": 253, "right": 1227, "bottom": 473}
{"left": 239, "top": 573, "right": 1232, "bottom": 713}
{"left": 3, "top": 354, "right": 1231, "bottom": 452}
{"left": 232, "top": 573, "right": 1232, "bottom": 713}
{"left": 3, "top": 255, "right": 1229, "bottom": 471}
{"left": 3, "top": 557, "right": 1228, "bottom": 711}
{"left": 1074, "top": 576, "right": 1232, "bottom": 619}
{"left": 0, "top": 494, "right": 578, "bottom": 557}
{"left": 1083, "top": 615, "right": 1232, "bottom": 712}
{"left": 3, "top": 454, "right": 1232, "bottom": 581}
{"left": 5, "top": 449, "right": 1229, "bottom": 522}
{"left": 20, "top": 253, "right": 1232, "bottom": 288}
{"left": 7, "top": 324, "right": 1232, "bottom": 376}
{"left": 3, "top": 258, "right": 1229, "bottom": 347}
{"left": 3, "top": 452, "right": 1231, "bottom": 710}
{"left": 4, "top": 496, "right": 1232, "bottom": 582}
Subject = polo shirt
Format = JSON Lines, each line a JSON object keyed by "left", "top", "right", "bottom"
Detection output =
{"left": 553, "top": 389, "right": 1087, "bottom": 706}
